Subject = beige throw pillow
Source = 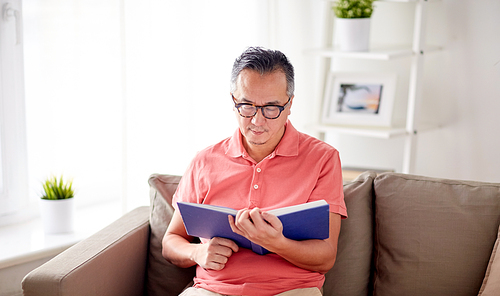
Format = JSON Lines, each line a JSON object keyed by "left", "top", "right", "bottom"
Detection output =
{"left": 146, "top": 174, "right": 196, "bottom": 296}
{"left": 323, "top": 171, "right": 377, "bottom": 296}
{"left": 478, "top": 225, "right": 500, "bottom": 296}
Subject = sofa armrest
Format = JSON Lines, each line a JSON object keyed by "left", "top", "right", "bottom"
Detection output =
{"left": 22, "top": 206, "right": 150, "bottom": 296}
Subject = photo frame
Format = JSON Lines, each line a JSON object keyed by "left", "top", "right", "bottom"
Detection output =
{"left": 322, "top": 72, "right": 397, "bottom": 127}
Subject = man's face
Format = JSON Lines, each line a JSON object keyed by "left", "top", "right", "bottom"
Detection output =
{"left": 232, "top": 69, "right": 293, "bottom": 154}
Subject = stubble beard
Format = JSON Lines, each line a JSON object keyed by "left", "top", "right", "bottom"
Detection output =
{"left": 246, "top": 126, "right": 268, "bottom": 146}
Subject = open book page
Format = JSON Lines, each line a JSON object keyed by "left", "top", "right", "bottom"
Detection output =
{"left": 267, "top": 200, "right": 328, "bottom": 216}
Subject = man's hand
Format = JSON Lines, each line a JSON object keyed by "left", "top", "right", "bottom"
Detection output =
{"left": 191, "top": 237, "right": 239, "bottom": 271}
{"left": 228, "top": 208, "right": 285, "bottom": 251}
{"left": 229, "top": 208, "right": 341, "bottom": 274}
{"left": 163, "top": 210, "right": 239, "bottom": 270}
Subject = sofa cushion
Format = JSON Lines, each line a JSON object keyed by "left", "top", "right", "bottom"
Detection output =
{"left": 147, "top": 174, "right": 196, "bottom": 296}
{"left": 373, "top": 173, "right": 500, "bottom": 296}
{"left": 478, "top": 224, "right": 500, "bottom": 295}
{"left": 323, "top": 171, "right": 377, "bottom": 296}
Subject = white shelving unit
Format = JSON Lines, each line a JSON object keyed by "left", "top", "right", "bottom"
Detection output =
{"left": 310, "top": 0, "right": 440, "bottom": 174}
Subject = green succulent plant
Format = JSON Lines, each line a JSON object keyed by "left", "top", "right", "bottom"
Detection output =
{"left": 41, "top": 175, "right": 75, "bottom": 200}
{"left": 332, "top": 0, "right": 375, "bottom": 19}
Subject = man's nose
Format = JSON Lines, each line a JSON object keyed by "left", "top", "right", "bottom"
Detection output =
{"left": 251, "top": 108, "right": 266, "bottom": 126}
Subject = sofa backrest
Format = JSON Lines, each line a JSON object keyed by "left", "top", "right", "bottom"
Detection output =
{"left": 147, "top": 172, "right": 378, "bottom": 296}
{"left": 372, "top": 173, "right": 500, "bottom": 296}
{"left": 147, "top": 171, "right": 500, "bottom": 296}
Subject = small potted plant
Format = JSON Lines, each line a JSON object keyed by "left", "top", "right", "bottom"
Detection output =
{"left": 332, "top": 0, "right": 376, "bottom": 52}
{"left": 39, "top": 175, "right": 76, "bottom": 234}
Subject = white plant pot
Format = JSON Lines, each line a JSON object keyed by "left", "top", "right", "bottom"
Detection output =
{"left": 39, "top": 198, "right": 75, "bottom": 234}
{"left": 335, "top": 18, "right": 371, "bottom": 52}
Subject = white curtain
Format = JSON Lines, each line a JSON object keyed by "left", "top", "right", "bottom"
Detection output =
{"left": 0, "top": 0, "right": 29, "bottom": 219}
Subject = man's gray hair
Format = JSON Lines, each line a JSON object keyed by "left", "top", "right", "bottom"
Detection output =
{"left": 230, "top": 47, "right": 295, "bottom": 98}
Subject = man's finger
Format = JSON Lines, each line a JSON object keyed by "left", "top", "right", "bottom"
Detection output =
{"left": 248, "top": 208, "right": 268, "bottom": 228}
{"left": 213, "top": 235, "right": 240, "bottom": 253}
{"left": 261, "top": 212, "right": 282, "bottom": 230}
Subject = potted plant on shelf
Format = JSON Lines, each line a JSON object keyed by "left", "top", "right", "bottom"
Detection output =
{"left": 332, "top": 0, "right": 376, "bottom": 52}
{"left": 39, "top": 175, "right": 76, "bottom": 234}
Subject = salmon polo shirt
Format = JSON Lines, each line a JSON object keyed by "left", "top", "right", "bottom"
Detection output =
{"left": 173, "top": 120, "right": 347, "bottom": 296}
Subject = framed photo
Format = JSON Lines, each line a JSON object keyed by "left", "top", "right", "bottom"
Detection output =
{"left": 322, "top": 72, "right": 397, "bottom": 127}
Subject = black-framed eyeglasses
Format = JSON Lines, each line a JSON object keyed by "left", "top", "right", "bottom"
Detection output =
{"left": 232, "top": 94, "right": 291, "bottom": 120}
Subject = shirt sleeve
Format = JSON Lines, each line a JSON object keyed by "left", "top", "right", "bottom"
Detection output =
{"left": 172, "top": 155, "right": 203, "bottom": 212}
{"left": 311, "top": 148, "right": 347, "bottom": 218}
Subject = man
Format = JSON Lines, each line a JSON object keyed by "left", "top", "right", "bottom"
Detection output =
{"left": 162, "top": 47, "right": 347, "bottom": 296}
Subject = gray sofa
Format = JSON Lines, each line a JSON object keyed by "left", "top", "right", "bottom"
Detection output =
{"left": 22, "top": 172, "right": 500, "bottom": 296}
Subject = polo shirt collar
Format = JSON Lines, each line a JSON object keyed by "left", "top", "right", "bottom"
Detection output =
{"left": 275, "top": 120, "right": 299, "bottom": 157}
{"left": 225, "top": 120, "right": 299, "bottom": 158}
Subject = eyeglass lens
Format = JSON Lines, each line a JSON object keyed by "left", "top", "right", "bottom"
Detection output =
{"left": 238, "top": 105, "right": 281, "bottom": 119}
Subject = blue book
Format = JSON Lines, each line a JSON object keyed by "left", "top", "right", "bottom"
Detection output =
{"left": 177, "top": 200, "right": 330, "bottom": 255}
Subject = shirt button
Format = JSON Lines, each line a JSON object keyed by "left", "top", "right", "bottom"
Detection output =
{"left": 254, "top": 184, "right": 259, "bottom": 190}
{"left": 256, "top": 168, "right": 262, "bottom": 173}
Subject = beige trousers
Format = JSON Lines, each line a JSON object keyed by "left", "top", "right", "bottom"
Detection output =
{"left": 179, "top": 287, "right": 322, "bottom": 296}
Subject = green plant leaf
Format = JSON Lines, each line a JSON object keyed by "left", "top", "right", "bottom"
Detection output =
{"left": 333, "top": 0, "right": 375, "bottom": 18}
{"left": 40, "top": 175, "right": 75, "bottom": 200}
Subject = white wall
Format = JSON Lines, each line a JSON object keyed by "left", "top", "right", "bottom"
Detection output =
{"left": 0, "top": 255, "right": 54, "bottom": 296}
{"left": 414, "top": 0, "right": 500, "bottom": 182}
{"left": 320, "top": 0, "right": 500, "bottom": 183}
{"left": 121, "top": 0, "right": 278, "bottom": 210}
{"left": 21, "top": 0, "right": 500, "bottom": 218}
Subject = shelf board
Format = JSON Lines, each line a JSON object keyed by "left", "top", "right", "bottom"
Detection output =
{"left": 306, "top": 45, "right": 442, "bottom": 60}
{"left": 312, "top": 122, "right": 441, "bottom": 139}
{"left": 312, "top": 124, "right": 408, "bottom": 139}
